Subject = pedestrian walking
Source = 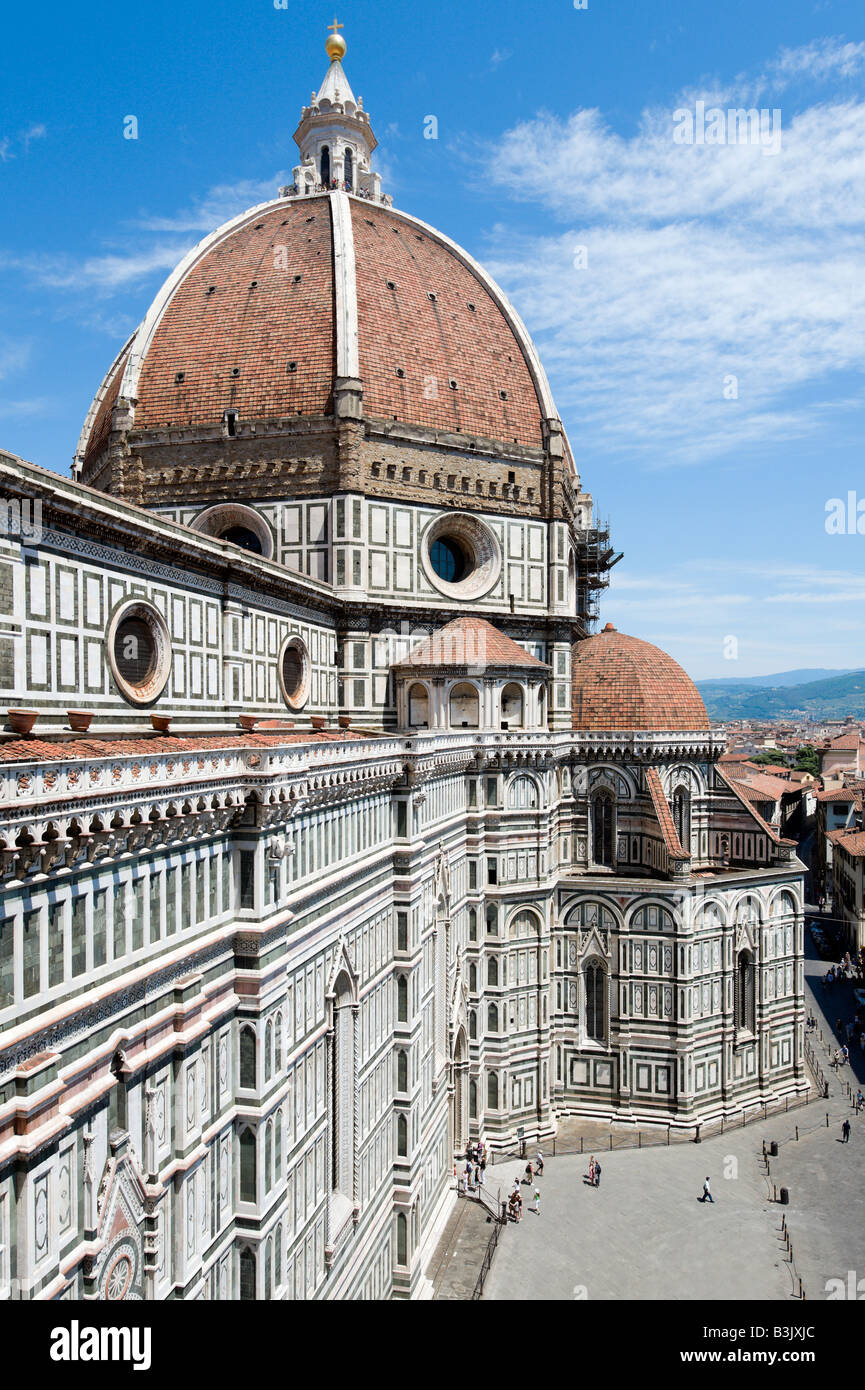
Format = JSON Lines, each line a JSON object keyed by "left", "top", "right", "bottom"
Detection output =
{"left": 842, "top": 1119, "right": 851, "bottom": 1143}
{"left": 533, "top": 1187, "right": 541, "bottom": 1215}
{"left": 856, "top": 1091, "right": 864, "bottom": 1114}
{"left": 594, "top": 1160, "right": 602, "bottom": 1189}
{"left": 478, "top": 1160, "right": 486, "bottom": 1187}
{"left": 588, "top": 1155, "right": 596, "bottom": 1186}
{"left": 524, "top": 1160, "right": 534, "bottom": 1185}
{"left": 699, "top": 1176, "right": 714, "bottom": 1204}
{"left": 536, "top": 1151, "right": 544, "bottom": 1177}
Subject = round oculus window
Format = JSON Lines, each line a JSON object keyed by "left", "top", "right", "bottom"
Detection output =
{"left": 107, "top": 600, "right": 172, "bottom": 705}
{"left": 421, "top": 515, "right": 501, "bottom": 600}
{"left": 220, "top": 524, "right": 264, "bottom": 554}
{"left": 191, "top": 503, "right": 274, "bottom": 560}
{"left": 430, "top": 536, "right": 471, "bottom": 584}
{"left": 279, "top": 636, "right": 310, "bottom": 710}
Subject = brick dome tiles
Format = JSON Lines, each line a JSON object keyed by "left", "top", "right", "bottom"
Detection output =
{"left": 571, "top": 623, "right": 709, "bottom": 732}
{"left": 80, "top": 195, "right": 549, "bottom": 464}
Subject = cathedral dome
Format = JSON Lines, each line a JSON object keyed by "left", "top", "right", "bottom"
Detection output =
{"left": 572, "top": 623, "right": 709, "bottom": 732}
{"left": 77, "top": 194, "right": 566, "bottom": 472}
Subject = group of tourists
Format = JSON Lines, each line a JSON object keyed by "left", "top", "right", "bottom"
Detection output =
{"left": 458, "top": 1140, "right": 487, "bottom": 1194}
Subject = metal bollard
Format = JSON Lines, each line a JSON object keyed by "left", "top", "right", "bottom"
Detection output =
{"left": 826, "top": 1112, "right": 830, "bottom": 1127}
{"left": 796, "top": 1126, "right": 799, "bottom": 1141}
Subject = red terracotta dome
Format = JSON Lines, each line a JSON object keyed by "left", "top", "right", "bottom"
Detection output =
{"left": 77, "top": 193, "right": 567, "bottom": 472}
{"left": 572, "top": 624, "right": 709, "bottom": 732}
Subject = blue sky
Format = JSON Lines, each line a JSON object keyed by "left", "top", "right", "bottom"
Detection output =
{"left": 2, "top": 0, "right": 865, "bottom": 680}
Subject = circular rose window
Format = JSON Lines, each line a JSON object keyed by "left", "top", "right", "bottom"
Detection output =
{"left": 278, "top": 635, "right": 310, "bottom": 710}
{"left": 420, "top": 515, "right": 501, "bottom": 600}
{"left": 107, "top": 600, "right": 172, "bottom": 705}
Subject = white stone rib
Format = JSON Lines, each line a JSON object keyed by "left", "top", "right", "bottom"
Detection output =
{"left": 329, "top": 190, "right": 360, "bottom": 380}
{"left": 74, "top": 330, "right": 138, "bottom": 468}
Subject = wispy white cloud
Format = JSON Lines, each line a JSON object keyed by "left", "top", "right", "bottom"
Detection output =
{"left": 0, "top": 173, "right": 287, "bottom": 303}
{"left": 478, "top": 48, "right": 865, "bottom": 464}
{"left": 0, "top": 396, "right": 52, "bottom": 418}
{"left": 490, "top": 48, "right": 512, "bottom": 69}
{"left": 0, "top": 123, "right": 47, "bottom": 161}
{"left": 134, "top": 175, "right": 285, "bottom": 233}
{"left": 0, "top": 337, "right": 31, "bottom": 380}
{"left": 604, "top": 560, "right": 865, "bottom": 676}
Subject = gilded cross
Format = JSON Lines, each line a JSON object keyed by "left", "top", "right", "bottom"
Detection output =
{"left": 328, "top": 16, "right": 344, "bottom": 37}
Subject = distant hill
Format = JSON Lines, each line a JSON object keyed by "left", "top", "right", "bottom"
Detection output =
{"left": 700, "top": 668, "right": 857, "bottom": 689}
{"left": 697, "top": 670, "right": 865, "bottom": 722}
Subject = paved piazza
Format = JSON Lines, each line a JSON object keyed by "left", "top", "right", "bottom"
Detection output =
{"left": 484, "top": 938, "right": 865, "bottom": 1301}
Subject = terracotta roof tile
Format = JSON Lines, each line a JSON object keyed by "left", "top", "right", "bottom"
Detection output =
{"left": 645, "top": 767, "right": 688, "bottom": 859}
{"left": 829, "top": 829, "right": 865, "bottom": 856}
{"left": 0, "top": 729, "right": 369, "bottom": 765}
{"left": 351, "top": 204, "right": 543, "bottom": 447}
{"left": 394, "top": 617, "right": 548, "bottom": 670}
{"left": 716, "top": 765, "right": 784, "bottom": 844}
{"left": 571, "top": 624, "right": 709, "bottom": 732}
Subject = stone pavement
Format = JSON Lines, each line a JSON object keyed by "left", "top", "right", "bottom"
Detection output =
{"left": 481, "top": 931, "right": 865, "bottom": 1301}
{"left": 427, "top": 1193, "right": 504, "bottom": 1299}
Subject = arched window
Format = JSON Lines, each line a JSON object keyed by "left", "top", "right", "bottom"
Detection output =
{"left": 469, "top": 963, "right": 477, "bottom": 993}
{"left": 510, "top": 909, "right": 541, "bottom": 939}
{"left": 672, "top": 787, "right": 691, "bottom": 851}
{"left": 397, "top": 975, "right": 408, "bottom": 1022}
{"left": 239, "top": 1247, "right": 256, "bottom": 1301}
{"left": 275, "top": 1012, "right": 283, "bottom": 1072}
{"left": 408, "top": 683, "right": 429, "bottom": 728}
{"left": 469, "top": 1079, "right": 477, "bottom": 1117}
{"left": 584, "top": 960, "right": 606, "bottom": 1042}
{"left": 396, "top": 1212, "right": 408, "bottom": 1265}
{"left": 487, "top": 1003, "right": 498, "bottom": 1033}
{"left": 331, "top": 972, "right": 354, "bottom": 1198}
{"left": 469, "top": 1009, "right": 477, "bottom": 1040}
{"left": 488, "top": 957, "right": 498, "bottom": 987}
{"left": 275, "top": 1224, "right": 283, "bottom": 1290}
{"left": 397, "top": 1113, "right": 408, "bottom": 1157}
{"left": 538, "top": 684, "right": 546, "bottom": 727}
{"left": 239, "top": 1026, "right": 256, "bottom": 1089}
{"left": 486, "top": 904, "right": 498, "bottom": 936}
{"left": 592, "top": 793, "right": 615, "bottom": 868}
{"left": 265, "top": 1119, "right": 273, "bottom": 1191}
{"left": 275, "top": 1108, "right": 282, "bottom": 1178}
{"left": 736, "top": 950, "right": 755, "bottom": 1032}
{"left": 264, "top": 1237, "right": 272, "bottom": 1300}
{"left": 320, "top": 145, "right": 331, "bottom": 185}
{"left": 449, "top": 682, "right": 479, "bottom": 729}
{"left": 397, "top": 1050, "right": 408, "bottom": 1092}
{"left": 487, "top": 1072, "right": 498, "bottom": 1109}
{"left": 239, "top": 1128, "right": 257, "bottom": 1202}
{"left": 265, "top": 1019, "right": 273, "bottom": 1082}
{"left": 501, "top": 683, "right": 524, "bottom": 730}
{"left": 468, "top": 908, "right": 477, "bottom": 941}
{"left": 344, "top": 146, "right": 354, "bottom": 190}
{"left": 508, "top": 774, "right": 539, "bottom": 809}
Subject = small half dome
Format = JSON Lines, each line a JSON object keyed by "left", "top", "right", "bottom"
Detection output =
{"left": 572, "top": 623, "right": 709, "bottom": 732}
